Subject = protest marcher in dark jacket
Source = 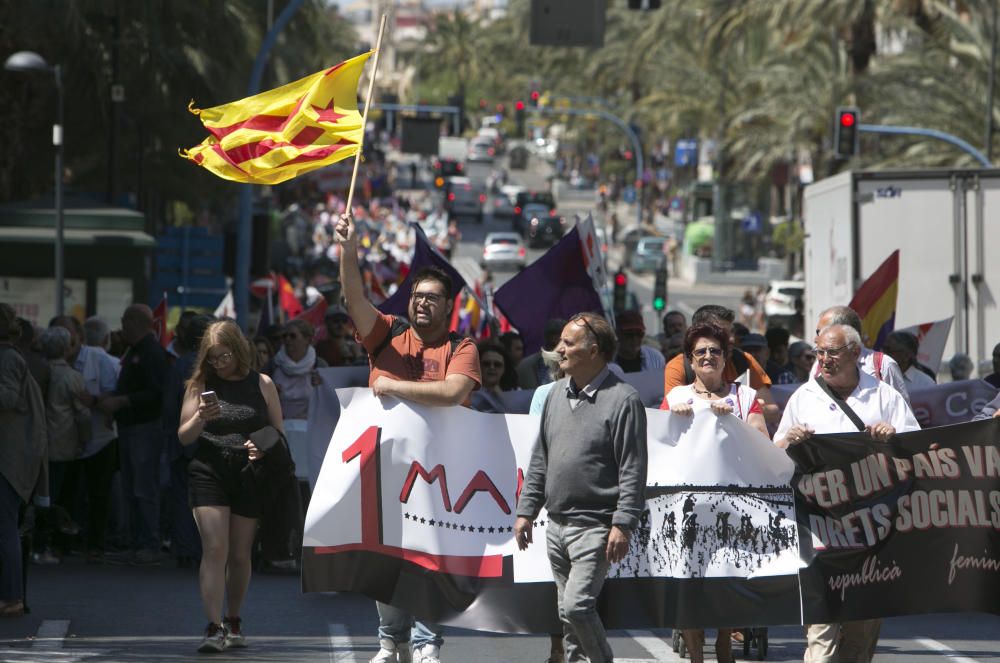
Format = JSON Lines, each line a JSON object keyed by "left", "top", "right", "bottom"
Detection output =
{"left": 0, "top": 304, "right": 48, "bottom": 617}
{"left": 163, "top": 314, "right": 214, "bottom": 567}
{"left": 178, "top": 320, "right": 284, "bottom": 652}
{"left": 98, "top": 304, "right": 169, "bottom": 565}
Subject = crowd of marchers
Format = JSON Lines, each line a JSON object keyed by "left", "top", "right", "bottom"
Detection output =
{"left": 3, "top": 205, "right": 1000, "bottom": 662}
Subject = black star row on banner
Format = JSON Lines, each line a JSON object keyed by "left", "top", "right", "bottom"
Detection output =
{"left": 401, "top": 512, "right": 534, "bottom": 533}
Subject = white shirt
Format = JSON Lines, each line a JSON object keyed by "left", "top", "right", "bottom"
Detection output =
{"left": 664, "top": 383, "right": 762, "bottom": 423}
{"left": 775, "top": 370, "right": 920, "bottom": 441}
{"left": 903, "top": 365, "right": 936, "bottom": 388}
{"left": 74, "top": 345, "right": 120, "bottom": 455}
{"left": 812, "top": 347, "right": 909, "bottom": 403}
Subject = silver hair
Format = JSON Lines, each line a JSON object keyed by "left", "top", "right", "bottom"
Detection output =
{"left": 819, "top": 306, "right": 863, "bottom": 334}
{"left": 819, "top": 323, "right": 862, "bottom": 350}
{"left": 84, "top": 316, "right": 110, "bottom": 347}
{"left": 40, "top": 326, "right": 71, "bottom": 359}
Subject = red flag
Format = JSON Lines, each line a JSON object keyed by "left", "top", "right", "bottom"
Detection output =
{"left": 278, "top": 274, "right": 303, "bottom": 319}
{"left": 295, "top": 298, "right": 329, "bottom": 342}
{"left": 848, "top": 250, "right": 899, "bottom": 350}
{"left": 152, "top": 294, "right": 171, "bottom": 349}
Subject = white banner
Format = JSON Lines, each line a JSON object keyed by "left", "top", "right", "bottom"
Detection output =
{"left": 302, "top": 388, "right": 802, "bottom": 631}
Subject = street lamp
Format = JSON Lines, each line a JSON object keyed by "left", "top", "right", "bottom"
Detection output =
{"left": 5, "top": 51, "right": 65, "bottom": 316}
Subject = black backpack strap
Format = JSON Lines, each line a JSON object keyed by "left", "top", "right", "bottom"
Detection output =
{"left": 682, "top": 355, "right": 695, "bottom": 385}
{"left": 815, "top": 376, "right": 867, "bottom": 432}
{"left": 447, "top": 332, "right": 464, "bottom": 355}
{"left": 370, "top": 317, "right": 411, "bottom": 362}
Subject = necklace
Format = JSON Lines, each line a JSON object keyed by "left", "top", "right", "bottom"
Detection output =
{"left": 692, "top": 382, "right": 728, "bottom": 398}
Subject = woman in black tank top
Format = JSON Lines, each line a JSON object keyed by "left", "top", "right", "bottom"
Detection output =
{"left": 177, "top": 321, "right": 283, "bottom": 653}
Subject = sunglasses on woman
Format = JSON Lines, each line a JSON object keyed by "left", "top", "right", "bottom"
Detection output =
{"left": 692, "top": 347, "right": 723, "bottom": 358}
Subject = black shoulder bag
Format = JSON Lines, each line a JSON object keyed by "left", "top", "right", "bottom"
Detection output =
{"left": 814, "top": 376, "right": 866, "bottom": 432}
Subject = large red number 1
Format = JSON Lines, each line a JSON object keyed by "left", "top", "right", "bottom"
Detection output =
{"left": 342, "top": 426, "right": 382, "bottom": 546}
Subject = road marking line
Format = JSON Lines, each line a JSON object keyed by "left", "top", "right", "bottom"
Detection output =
{"left": 32, "top": 619, "right": 70, "bottom": 650}
{"left": 328, "top": 623, "right": 358, "bottom": 662}
{"left": 627, "top": 628, "right": 681, "bottom": 662}
{"left": 916, "top": 637, "right": 980, "bottom": 663}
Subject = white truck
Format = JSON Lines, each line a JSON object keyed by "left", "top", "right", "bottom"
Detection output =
{"left": 803, "top": 169, "right": 1000, "bottom": 364}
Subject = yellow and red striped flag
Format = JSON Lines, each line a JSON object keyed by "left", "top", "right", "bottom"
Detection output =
{"left": 180, "top": 51, "right": 371, "bottom": 185}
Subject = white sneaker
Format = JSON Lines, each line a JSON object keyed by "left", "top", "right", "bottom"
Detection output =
{"left": 415, "top": 644, "right": 441, "bottom": 663}
{"left": 370, "top": 638, "right": 412, "bottom": 663}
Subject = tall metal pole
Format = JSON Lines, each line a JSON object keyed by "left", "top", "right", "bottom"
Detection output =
{"left": 54, "top": 64, "right": 65, "bottom": 317}
{"left": 235, "top": 0, "right": 308, "bottom": 330}
{"left": 530, "top": 105, "right": 643, "bottom": 228}
{"left": 986, "top": 0, "right": 998, "bottom": 162}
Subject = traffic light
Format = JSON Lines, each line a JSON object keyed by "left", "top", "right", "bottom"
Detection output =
{"left": 530, "top": 89, "right": 540, "bottom": 107}
{"left": 514, "top": 100, "right": 526, "bottom": 136}
{"left": 613, "top": 270, "right": 628, "bottom": 314}
{"left": 834, "top": 107, "right": 860, "bottom": 158}
{"left": 653, "top": 268, "right": 667, "bottom": 311}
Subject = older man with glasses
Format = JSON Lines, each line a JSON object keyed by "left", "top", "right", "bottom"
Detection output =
{"left": 335, "top": 213, "right": 481, "bottom": 663}
{"left": 811, "top": 306, "right": 909, "bottom": 402}
{"left": 515, "top": 312, "right": 648, "bottom": 663}
{"left": 775, "top": 324, "right": 920, "bottom": 663}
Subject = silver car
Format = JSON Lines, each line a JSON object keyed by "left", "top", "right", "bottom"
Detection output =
{"left": 482, "top": 232, "right": 526, "bottom": 271}
{"left": 629, "top": 236, "right": 667, "bottom": 273}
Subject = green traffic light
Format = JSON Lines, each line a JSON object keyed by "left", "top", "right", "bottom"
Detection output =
{"left": 653, "top": 297, "right": 665, "bottom": 311}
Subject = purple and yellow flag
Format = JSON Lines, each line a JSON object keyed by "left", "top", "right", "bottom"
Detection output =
{"left": 849, "top": 249, "right": 899, "bottom": 350}
{"left": 181, "top": 52, "right": 371, "bottom": 185}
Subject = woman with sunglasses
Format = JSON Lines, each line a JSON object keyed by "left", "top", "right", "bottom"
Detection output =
{"left": 178, "top": 321, "right": 284, "bottom": 652}
{"left": 266, "top": 319, "right": 326, "bottom": 420}
{"left": 660, "top": 322, "right": 767, "bottom": 663}
{"left": 470, "top": 342, "right": 512, "bottom": 413}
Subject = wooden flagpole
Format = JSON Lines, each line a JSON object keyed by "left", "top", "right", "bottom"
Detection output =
{"left": 346, "top": 13, "right": 387, "bottom": 213}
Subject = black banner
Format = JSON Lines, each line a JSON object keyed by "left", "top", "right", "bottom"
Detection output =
{"left": 788, "top": 418, "right": 1000, "bottom": 623}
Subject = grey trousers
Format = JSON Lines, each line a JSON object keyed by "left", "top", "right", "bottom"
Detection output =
{"left": 546, "top": 519, "right": 613, "bottom": 663}
{"left": 804, "top": 619, "right": 882, "bottom": 663}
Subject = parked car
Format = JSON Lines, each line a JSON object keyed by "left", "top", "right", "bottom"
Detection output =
{"left": 492, "top": 184, "right": 524, "bottom": 219}
{"left": 432, "top": 157, "right": 463, "bottom": 187}
{"left": 513, "top": 190, "right": 556, "bottom": 235}
{"left": 764, "top": 279, "right": 805, "bottom": 318}
{"left": 467, "top": 137, "right": 496, "bottom": 163}
{"left": 482, "top": 232, "right": 526, "bottom": 271}
{"left": 477, "top": 127, "right": 505, "bottom": 154}
{"left": 526, "top": 205, "right": 567, "bottom": 248}
{"left": 444, "top": 176, "right": 486, "bottom": 223}
{"left": 508, "top": 144, "right": 529, "bottom": 170}
{"left": 629, "top": 236, "right": 667, "bottom": 273}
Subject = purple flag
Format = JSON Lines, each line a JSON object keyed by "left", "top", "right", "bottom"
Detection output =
{"left": 493, "top": 226, "right": 603, "bottom": 355}
{"left": 377, "top": 222, "right": 469, "bottom": 317}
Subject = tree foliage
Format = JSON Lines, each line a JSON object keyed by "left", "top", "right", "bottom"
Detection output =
{"left": 0, "top": 0, "right": 358, "bottom": 227}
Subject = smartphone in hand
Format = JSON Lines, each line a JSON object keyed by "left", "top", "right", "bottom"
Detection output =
{"left": 200, "top": 391, "right": 219, "bottom": 407}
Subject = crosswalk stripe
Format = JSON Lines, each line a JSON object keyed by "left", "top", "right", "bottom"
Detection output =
{"left": 627, "top": 629, "right": 682, "bottom": 662}
{"left": 916, "top": 637, "right": 981, "bottom": 663}
{"left": 33, "top": 620, "right": 70, "bottom": 650}
{"left": 329, "top": 622, "right": 358, "bottom": 662}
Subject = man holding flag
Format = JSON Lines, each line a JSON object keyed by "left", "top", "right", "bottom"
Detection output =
{"left": 335, "top": 211, "right": 481, "bottom": 663}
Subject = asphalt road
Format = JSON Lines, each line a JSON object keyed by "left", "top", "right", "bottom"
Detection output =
{"left": 1, "top": 557, "right": 997, "bottom": 662}
{"left": 449, "top": 152, "right": 747, "bottom": 335}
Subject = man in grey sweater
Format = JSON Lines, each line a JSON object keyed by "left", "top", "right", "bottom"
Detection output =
{"left": 515, "top": 312, "right": 648, "bottom": 663}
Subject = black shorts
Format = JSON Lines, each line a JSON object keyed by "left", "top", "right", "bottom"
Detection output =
{"left": 188, "top": 444, "right": 260, "bottom": 518}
